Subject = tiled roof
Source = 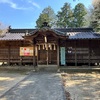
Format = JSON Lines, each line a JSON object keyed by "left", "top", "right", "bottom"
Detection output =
{"left": 0, "top": 28, "right": 100, "bottom": 40}
{"left": 66, "top": 32, "right": 100, "bottom": 39}
{"left": 9, "top": 28, "right": 94, "bottom": 33}
{"left": 27, "top": 27, "right": 66, "bottom": 37}
{"left": 55, "top": 28, "right": 94, "bottom": 32}
{"left": 0, "top": 33, "right": 25, "bottom": 40}
{"left": 8, "top": 29, "right": 36, "bottom": 33}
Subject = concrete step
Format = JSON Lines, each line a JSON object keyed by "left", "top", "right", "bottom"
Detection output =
{"left": 38, "top": 65, "right": 58, "bottom": 72}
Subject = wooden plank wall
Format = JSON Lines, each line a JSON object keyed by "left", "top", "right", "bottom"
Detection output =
{"left": 0, "top": 39, "right": 100, "bottom": 66}
{"left": 60, "top": 39, "right": 100, "bottom": 66}
{"left": 0, "top": 41, "right": 35, "bottom": 65}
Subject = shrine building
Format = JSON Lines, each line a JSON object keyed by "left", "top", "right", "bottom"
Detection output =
{"left": 0, "top": 24, "right": 100, "bottom": 67}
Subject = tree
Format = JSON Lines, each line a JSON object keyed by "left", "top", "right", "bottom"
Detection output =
{"left": 85, "top": 6, "right": 94, "bottom": 27}
{"left": 0, "top": 22, "right": 8, "bottom": 36}
{"left": 73, "top": 3, "right": 87, "bottom": 27}
{"left": 90, "top": 0, "right": 100, "bottom": 32}
{"left": 56, "top": 3, "right": 73, "bottom": 28}
{"left": 36, "top": 6, "right": 57, "bottom": 28}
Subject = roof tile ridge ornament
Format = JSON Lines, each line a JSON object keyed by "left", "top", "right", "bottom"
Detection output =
{"left": 42, "top": 22, "right": 50, "bottom": 28}
{"left": 38, "top": 22, "right": 51, "bottom": 32}
{"left": 25, "top": 30, "right": 28, "bottom": 36}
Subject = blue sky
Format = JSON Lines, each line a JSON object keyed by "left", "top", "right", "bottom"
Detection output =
{"left": 0, "top": 0, "right": 92, "bottom": 28}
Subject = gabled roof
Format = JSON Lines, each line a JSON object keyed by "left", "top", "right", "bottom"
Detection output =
{"left": 0, "top": 28, "right": 100, "bottom": 40}
{"left": 26, "top": 27, "right": 66, "bottom": 37}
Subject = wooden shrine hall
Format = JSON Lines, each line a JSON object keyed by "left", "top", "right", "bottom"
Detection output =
{"left": 0, "top": 25, "right": 100, "bottom": 67}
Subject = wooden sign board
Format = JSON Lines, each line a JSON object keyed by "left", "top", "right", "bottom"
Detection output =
{"left": 20, "top": 47, "right": 33, "bottom": 56}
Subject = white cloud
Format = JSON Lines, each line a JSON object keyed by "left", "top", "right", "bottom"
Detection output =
{"left": 28, "top": 0, "right": 40, "bottom": 9}
{"left": 0, "top": 0, "right": 31, "bottom": 10}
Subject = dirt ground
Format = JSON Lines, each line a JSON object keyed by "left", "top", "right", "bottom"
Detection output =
{"left": 61, "top": 72, "right": 100, "bottom": 100}
{"left": 0, "top": 71, "right": 27, "bottom": 97}
{"left": 0, "top": 73, "right": 65, "bottom": 100}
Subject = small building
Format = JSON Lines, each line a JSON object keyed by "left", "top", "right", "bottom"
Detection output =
{"left": 0, "top": 26, "right": 100, "bottom": 67}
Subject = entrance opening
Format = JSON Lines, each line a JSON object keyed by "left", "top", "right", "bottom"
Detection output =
{"left": 37, "top": 44, "right": 57, "bottom": 65}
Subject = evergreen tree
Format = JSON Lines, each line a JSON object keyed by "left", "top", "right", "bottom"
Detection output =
{"left": 73, "top": 3, "right": 87, "bottom": 27}
{"left": 90, "top": 0, "right": 100, "bottom": 32}
{"left": 56, "top": 3, "right": 73, "bottom": 28}
{"left": 36, "top": 6, "right": 57, "bottom": 28}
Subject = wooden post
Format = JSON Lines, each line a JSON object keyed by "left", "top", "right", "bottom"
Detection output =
{"left": 88, "top": 40, "right": 91, "bottom": 66}
{"left": 47, "top": 49, "right": 48, "bottom": 66}
{"left": 37, "top": 46, "right": 38, "bottom": 66}
{"left": 46, "top": 43, "right": 48, "bottom": 66}
{"left": 65, "top": 40, "right": 67, "bottom": 66}
{"left": 8, "top": 45, "right": 10, "bottom": 66}
{"left": 33, "top": 45, "right": 34, "bottom": 66}
{"left": 32, "top": 39, "right": 35, "bottom": 66}
{"left": 75, "top": 40, "right": 77, "bottom": 66}
{"left": 57, "top": 43, "right": 59, "bottom": 66}
{"left": 20, "top": 56, "right": 22, "bottom": 66}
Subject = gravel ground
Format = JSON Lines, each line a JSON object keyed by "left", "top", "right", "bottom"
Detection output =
{"left": 61, "top": 72, "right": 100, "bottom": 100}
{"left": 0, "top": 72, "right": 66, "bottom": 100}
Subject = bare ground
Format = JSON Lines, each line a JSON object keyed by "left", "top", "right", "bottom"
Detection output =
{"left": 0, "top": 73, "right": 66, "bottom": 100}
{"left": 61, "top": 72, "right": 100, "bottom": 100}
{"left": 0, "top": 71, "right": 27, "bottom": 97}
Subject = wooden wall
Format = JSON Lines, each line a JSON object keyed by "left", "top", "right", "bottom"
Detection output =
{"left": 59, "top": 39, "right": 100, "bottom": 66}
{"left": 0, "top": 40, "right": 35, "bottom": 65}
{"left": 0, "top": 39, "right": 100, "bottom": 66}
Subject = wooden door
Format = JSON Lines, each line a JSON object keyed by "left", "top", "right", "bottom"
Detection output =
{"left": 38, "top": 49, "right": 57, "bottom": 65}
{"left": 48, "top": 49, "right": 57, "bottom": 65}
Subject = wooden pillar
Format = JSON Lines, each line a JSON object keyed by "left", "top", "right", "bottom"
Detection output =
{"left": 57, "top": 42, "right": 59, "bottom": 66}
{"left": 75, "top": 40, "right": 77, "bottom": 66}
{"left": 45, "top": 42, "right": 48, "bottom": 66}
{"left": 65, "top": 40, "right": 67, "bottom": 66}
{"left": 98, "top": 40, "right": 100, "bottom": 64}
{"left": 88, "top": 40, "right": 91, "bottom": 66}
{"left": 47, "top": 48, "right": 48, "bottom": 66}
{"left": 20, "top": 41, "right": 24, "bottom": 66}
{"left": 8, "top": 45, "right": 10, "bottom": 66}
{"left": 37, "top": 46, "right": 38, "bottom": 66}
{"left": 20, "top": 56, "right": 22, "bottom": 66}
{"left": 32, "top": 39, "right": 35, "bottom": 66}
{"left": 33, "top": 44, "right": 35, "bottom": 66}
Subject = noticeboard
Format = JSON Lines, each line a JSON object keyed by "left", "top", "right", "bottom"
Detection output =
{"left": 20, "top": 47, "right": 33, "bottom": 56}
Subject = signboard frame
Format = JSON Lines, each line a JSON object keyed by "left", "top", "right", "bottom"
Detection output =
{"left": 20, "top": 47, "right": 34, "bottom": 56}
